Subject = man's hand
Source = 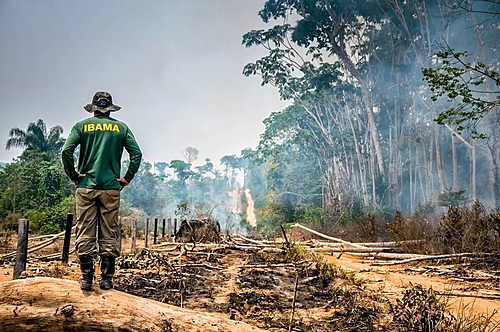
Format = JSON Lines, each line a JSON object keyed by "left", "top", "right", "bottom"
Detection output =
{"left": 116, "top": 178, "right": 129, "bottom": 190}
{"left": 74, "top": 173, "right": 86, "bottom": 185}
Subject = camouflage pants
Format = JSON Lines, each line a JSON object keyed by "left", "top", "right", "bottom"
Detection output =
{"left": 75, "top": 188, "right": 121, "bottom": 257}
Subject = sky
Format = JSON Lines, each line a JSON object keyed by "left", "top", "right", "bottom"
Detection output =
{"left": 0, "top": 0, "right": 289, "bottom": 167}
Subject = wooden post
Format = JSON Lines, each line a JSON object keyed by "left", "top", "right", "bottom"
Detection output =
{"left": 173, "top": 218, "right": 177, "bottom": 243}
{"left": 162, "top": 218, "right": 166, "bottom": 239}
{"left": 13, "top": 219, "right": 29, "bottom": 280}
{"left": 145, "top": 218, "right": 149, "bottom": 248}
{"left": 153, "top": 218, "right": 158, "bottom": 245}
{"left": 118, "top": 216, "right": 123, "bottom": 255}
{"left": 61, "top": 213, "right": 73, "bottom": 264}
{"left": 131, "top": 218, "right": 137, "bottom": 254}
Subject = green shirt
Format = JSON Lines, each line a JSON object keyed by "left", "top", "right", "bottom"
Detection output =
{"left": 62, "top": 115, "right": 142, "bottom": 189}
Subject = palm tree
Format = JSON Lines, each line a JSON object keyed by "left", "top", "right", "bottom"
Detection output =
{"left": 6, "top": 119, "right": 66, "bottom": 155}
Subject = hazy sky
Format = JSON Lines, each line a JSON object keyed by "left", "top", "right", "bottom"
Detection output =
{"left": 0, "top": 0, "right": 289, "bottom": 167}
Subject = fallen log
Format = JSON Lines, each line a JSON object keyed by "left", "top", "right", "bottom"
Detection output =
{"left": 0, "top": 228, "right": 75, "bottom": 259}
{"left": 0, "top": 277, "right": 265, "bottom": 332}
{"left": 290, "top": 223, "right": 368, "bottom": 249}
{"left": 30, "top": 248, "right": 76, "bottom": 262}
{"left": 436, "top": 291, "right": 500, "bottom": 300}
{"left": 347, "top": 252, "right": 430, "bottom": 260}
{"left": 371, "top": 252, "right": 495, "bottom": 265}
{"left": 27, "top": 227, "right": 76, "bottom": 242}
{"left": 235, "top": 234, "right": 281, "bottom": 245}
{"left": 239, "top": 263, "right": 295, "bottom": 269}
{"left": 309, "top": 240, "right": 424, "bottom": 248}
{"left": 328, "top": 247, "right": 394, "bottom": 253}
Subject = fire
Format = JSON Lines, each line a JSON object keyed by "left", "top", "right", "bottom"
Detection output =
{"left": 244, "top": 189, "right": 257, "bottom": 228}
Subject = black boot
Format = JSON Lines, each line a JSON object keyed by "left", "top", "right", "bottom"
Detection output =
{"left": 78, "top": 255, "right": 94, "bottom": 291}
{"left": 99, "top": 256, "right": 116, "bottom": 290}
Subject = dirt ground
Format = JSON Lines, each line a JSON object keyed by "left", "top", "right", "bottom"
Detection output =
{"left": 2, "top": 235, "right": 500, "bottom": 331}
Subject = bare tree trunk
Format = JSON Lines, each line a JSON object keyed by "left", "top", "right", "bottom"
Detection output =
{"left": 370, "top": 144, "right": 377, "bottom": 209}
{"left": 467, "top": 1, "right": 488, "bottom": 203}
{"left": 328, "top": 40, "right": 385, "bottom": 176}
{"left": 417, "top": 151, "right": 426, "bottom": 203}
{"left": 452, "top": 134, "right": 458, "bottom": 190}
{"left": 361, "top": 84, "right": 384, "bottom": 177}
{"left": 495, "top": 150, "right": 500, "bottom": 207}
{"left": 323, "top": 162, "right": 340, "bottom": 214}
{"left": 348, "top": 113, "right": 369, "bottom": 206}
{"left": 428, "top": 141, "right": 434, "bottom": 200}
{"left": 435, "top": 126, "right": 445, "bottom": 193}
{"left": 414, "top": 154, "right": 418, "bottom": 208}
{"left": 472, "top": 142, "right": 477, "bottom": 201}
{"left": 486, "top": 148, "right": 496, "bottom": 205}
{"left": 409, "top": 145, "right": 414, "bottom": 215}
{"left": 422, "top": 137, "right": 431, "bottom": 201}
{"left": 333, "top": 157, "right": 342, "bottom": 209}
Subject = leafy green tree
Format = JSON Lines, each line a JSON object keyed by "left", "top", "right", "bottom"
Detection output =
{"left": 169, "top": 159, "right": 194, "bottom": 183}
{"left": 121, "top": 161, "right": 161, "bottom": 216}
{"left": 195, "top": 158, "right": 216, "bottom": 177}
{"left": 6, "top": 119, "right": 65, "bottom": 156}
{"left": 0, "top": 150, "right": 73, "bottom": 233}
{"left": 155, "top": 161, "right": 169, "bottom": 175}
{"left": 167, "top": 159, "right": 194, "bottom": 202}
{"left": 239, "top": 148, "right": 268, "bottom": 209}
{"left": 242, "top": 0, "right": 390, "bottom": 175}
{"left": 220, "top": 154, "right": 243, "bottom": 188}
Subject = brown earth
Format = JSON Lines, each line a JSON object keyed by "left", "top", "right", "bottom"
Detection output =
{"left": 330, "top": 253, "right": 500, "bottom": 318}
{"left": 2, "top": 236, "right": 500, "bottom": 331}
{"left": 0, "top": 277, "right": 265, "bottom": 332}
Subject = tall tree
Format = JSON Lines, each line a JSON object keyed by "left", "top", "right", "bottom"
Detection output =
{"left": 6, "top": 119, "right": 65, "bottom": 156}
{"left": 155, "top": 162, "right": 169, "bottom": 175}
{"left": 182, "top": 147, "right": 199, "bottom": 164}
{"left": 243, "top": 0, "right": 388, "bottom": 176}
{"left": 121, "top": 161, "right": 161, "bottom": 216}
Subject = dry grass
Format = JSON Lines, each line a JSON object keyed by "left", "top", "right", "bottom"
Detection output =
{"left": 391, "top": 284, "right": 500, "bottom": 332}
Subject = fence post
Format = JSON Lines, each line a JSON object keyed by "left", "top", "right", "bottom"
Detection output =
{"left": 61, "top": 213, "right": 73, "bottom": 264}
{"left": 153, "top": 218, "right": 158, "bottom": 245}
{"left": 162, "top": 218, "right": 166, "bottom": 239}
{"left": 144, "top": 218, "right": 149, "bottom": 248}
{"left": 13, "top": 219, "right": 29, "bottom": 280}
{"left": 118, "top": 216, "right": 123, "bottom": 255}
{"left": 173, "top": 218, "right": 177, "bottom": 243}
{"left": 131, "top": 218, "right": 137, "bottom": 254}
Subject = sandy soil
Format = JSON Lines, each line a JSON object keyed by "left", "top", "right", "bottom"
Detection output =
{"left": 2, "top": 235, "right": 500, "bottom": 330}
{"left": 329, "top": 253, "right": 500, "bottom": 318}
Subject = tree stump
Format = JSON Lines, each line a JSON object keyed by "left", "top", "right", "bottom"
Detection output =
{"left": 0, "top": 277, "right": 264, "bottom": 332}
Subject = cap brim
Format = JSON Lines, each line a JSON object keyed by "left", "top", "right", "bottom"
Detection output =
{"left": 84, "top": 104, "right": 121, "bottom": 113}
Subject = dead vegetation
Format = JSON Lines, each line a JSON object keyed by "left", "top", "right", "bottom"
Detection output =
{"left": 3, "top": 203, "right": 500, "bottom": 330}
{"left": 110, "top": 241, "right": 500, "bottom": 331}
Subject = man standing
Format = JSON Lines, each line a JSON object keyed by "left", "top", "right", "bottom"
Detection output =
{"left": 62, "top": 91, "right": 142, "bottom": 290}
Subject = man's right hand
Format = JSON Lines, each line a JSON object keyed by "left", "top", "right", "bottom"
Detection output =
{"left": 75, "top": 173, "right": 86, "bottom": 185}
{"left": 116, "top": 178, "right": 129, "bottom": 190}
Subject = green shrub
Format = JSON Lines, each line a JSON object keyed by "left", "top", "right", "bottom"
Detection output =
{"left": 439, "top": 201, "right": 499, "bottom": 253}
{"left": 26, "top": 196, "right": 75, "bottom": 234}
{"left": 0, "top": 213, "right": 21, "bottom": 231}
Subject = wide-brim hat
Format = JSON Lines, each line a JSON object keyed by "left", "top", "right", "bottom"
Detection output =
{"left": 84, "top": 91, "right": 121, "bottom": 113}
